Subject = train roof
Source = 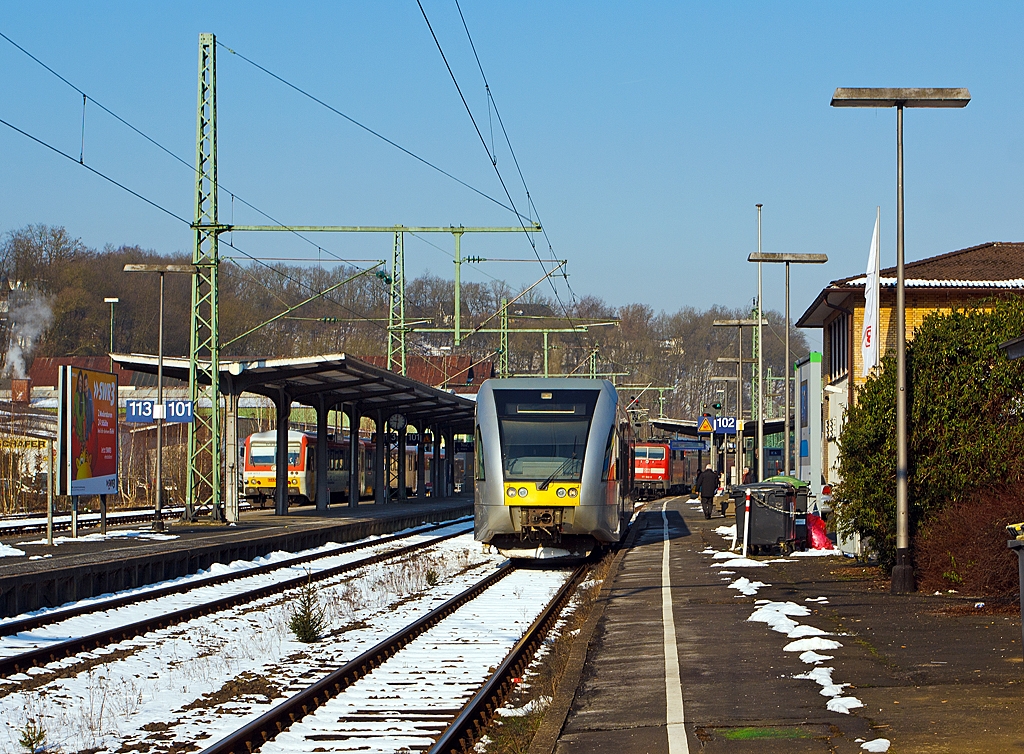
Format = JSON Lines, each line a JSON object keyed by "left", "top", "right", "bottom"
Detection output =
{"left": 479, "top": 377, "right": 616, "bottom": 392}
{"left": 247, "top": 430, "right": 313, "bottom": 443}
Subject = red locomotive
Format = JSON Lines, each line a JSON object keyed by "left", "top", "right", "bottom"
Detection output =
{"left": 633, "top": 442, "right": 687, "bottom": 499}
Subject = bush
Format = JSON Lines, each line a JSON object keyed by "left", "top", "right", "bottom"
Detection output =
{"left": 914, "top": 486, "right": 1024, "bottom": 597}
{"left": 288, "top": 574, "right": 327, "bottom": 643}
{"left": 835, "top": 298, "right": 1024, "bottom": 571}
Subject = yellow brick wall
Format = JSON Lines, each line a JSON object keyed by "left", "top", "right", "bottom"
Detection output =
{"left": 823, "top": 288, "right": 1013, "bottom": 389}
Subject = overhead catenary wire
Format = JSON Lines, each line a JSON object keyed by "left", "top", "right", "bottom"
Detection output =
{"left": 216, "top": 41, "right": 528, "bottom": 222}
{"left": 0, "top": 30, "right": 397, "bottom": 271}
{"left": 0, "top": 28, "right": 576, "bottom": 380}
{"left": 415, "top": 0, "right": 586, "bottom": 364}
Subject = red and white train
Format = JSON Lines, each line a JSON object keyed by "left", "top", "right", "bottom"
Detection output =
{"left": 242, "top": 430, "right": 447, "bottom": 506}
{"left": 632, "top": 441, "right": 688, "bottom": 499}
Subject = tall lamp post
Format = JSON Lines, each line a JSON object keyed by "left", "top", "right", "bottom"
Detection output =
{"left": 830, "top": 87, "right": 970, "bottom": 594}
{"left": 104, "top": 297, "right": 119, "bottom": 373}
{"left": 755, "top": 205, "right": 763, "bottom": 481}
{"left": 124, "top": 264, "right": 195, "bottom": 531}
{"left": 746, "top": 253, "right": 827, "bottom": 478}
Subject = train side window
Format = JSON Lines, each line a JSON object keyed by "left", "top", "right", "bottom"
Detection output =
{"left": 474, "top": 425, "right": 485, "bottom": 480}
{"left": 601, "top": 427, "right": 616, "bottom": 481}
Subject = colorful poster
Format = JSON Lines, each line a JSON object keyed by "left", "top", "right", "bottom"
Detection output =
{"left": 58, "top": 366, "right": 119, "bottom": 496}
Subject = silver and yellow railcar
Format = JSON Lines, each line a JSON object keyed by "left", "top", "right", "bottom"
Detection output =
{"left": 474, "top": 378, "right": 634, "bottom": 558}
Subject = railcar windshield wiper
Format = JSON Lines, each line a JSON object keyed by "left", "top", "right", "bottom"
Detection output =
{"left": 538, "top": 438, "right": 577, "bottom": 491}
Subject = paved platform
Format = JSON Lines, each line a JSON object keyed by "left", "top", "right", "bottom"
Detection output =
{"left": 538, "top": 496, "right": 1023, "bottom": 753}
{"left": 0, "top": 496, "right": 472, "bottom": 618}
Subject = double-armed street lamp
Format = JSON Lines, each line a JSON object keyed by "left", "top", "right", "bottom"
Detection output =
{"left": 124, "top": 264, "right": 195, "bottom": 531}
{"left": 830, "top": 87, "right": 970, "bottom": 594}
{"left": 746, "top": 253, "right": 827, "bottom": 479}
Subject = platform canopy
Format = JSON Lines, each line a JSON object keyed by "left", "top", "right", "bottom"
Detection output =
{"left": 110, "top": 352, "right": 476, "bottom": 431}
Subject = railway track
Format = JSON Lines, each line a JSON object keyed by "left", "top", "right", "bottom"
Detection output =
{"left": 202, "top": 562, "right": 588, "bottom": 754}
{"left": 0, "top": 519, "right": 474, "bottom": 677}
{"left": 0, "top": 516, "right": 471, "bottom": 637}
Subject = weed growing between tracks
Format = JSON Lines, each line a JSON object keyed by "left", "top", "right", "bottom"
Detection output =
{"left": 480, "top": 556, "right": 615, "bottom": 754}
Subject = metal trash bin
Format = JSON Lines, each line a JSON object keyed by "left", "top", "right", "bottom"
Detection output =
{"left": 765, "top": 476, "right": 809, "bottom": 549}
{"left": 733, "top": 482, "right": 797, "bottom": 555}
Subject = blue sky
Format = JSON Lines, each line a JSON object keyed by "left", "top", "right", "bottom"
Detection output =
{"left": 1, "top": 2, "right": 1021, "bottom": 332}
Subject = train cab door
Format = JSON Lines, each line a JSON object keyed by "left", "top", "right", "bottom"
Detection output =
{"left": 306, "top": 445, "right": 316, "bottom": 504}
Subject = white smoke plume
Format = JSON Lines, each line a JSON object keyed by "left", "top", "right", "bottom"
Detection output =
{"left": 3, "top": 292, "right": 53, "bottom": 379}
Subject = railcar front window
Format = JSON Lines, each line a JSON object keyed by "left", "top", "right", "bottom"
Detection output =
{"left": 249, "top": 442, "right": 299, "bottom": 467}
{"left": 493, "top": 388, "right": 601, "bottom": 482}
{"left": 500, "top": 419, "right": 588, "bottom": 481}
{"left": 648, "top": 447, "right": 666, "bottom": 460}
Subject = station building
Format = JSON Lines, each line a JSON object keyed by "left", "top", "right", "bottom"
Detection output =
{"left": 797, "top": 241, "right": 1024, "bottom": 486}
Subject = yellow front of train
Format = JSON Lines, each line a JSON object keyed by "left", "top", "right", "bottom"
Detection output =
{"left": 474, "top": 378, "right": 630, "bottom": 559}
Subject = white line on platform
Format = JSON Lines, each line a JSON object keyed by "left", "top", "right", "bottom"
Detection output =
{"left": 662, "top": 500, "right": 690, "bottom": 754}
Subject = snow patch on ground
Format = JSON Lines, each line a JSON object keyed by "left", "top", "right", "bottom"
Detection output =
{"left": 496, "top": 696, "right": 551, "bottom": 717}
{"left": 826, "top": 696, "right": 864, "bottom": 714}
{"left": 0, "top": 543, "right": 26, "bottom": 558}
{"left": 712, "top": 557, "right": 766, "bottom": 568}
{"left": 727, "top": 577, "right": 770, "bottom": 596}
{"left": 784, "top": 637, "right": 844, "bottom": 653}
{"left": 861, "top": 739, "right": 891, "bottom": 752}
{"left": 712, "top": 551, "right": 742, "bottom": 560}
{"left": 799, "top": 650, "right": 834, "bottom": 664}
{"left": 787, "top": 624, "right": 831, "bottom": 638}
{"left": 23, "top": 529, "right": 179, "bottom": 545}
{"left": 793, "top": 666, "right": 849, "bottom": 697}
{"left": 714, "top": 524, "right": 736, "bottom": 539}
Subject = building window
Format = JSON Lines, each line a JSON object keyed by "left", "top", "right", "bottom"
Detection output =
{"left": 828, "top": 313, "right": 848, "bottom": 379}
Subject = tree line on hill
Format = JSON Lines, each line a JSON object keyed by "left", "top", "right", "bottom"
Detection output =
{"left": 0, "top": 224, "right": 808, "bottom": 420}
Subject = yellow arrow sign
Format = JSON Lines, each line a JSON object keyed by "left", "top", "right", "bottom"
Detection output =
{"left": 697, "top": 416, "right": 714, "bottom": 434}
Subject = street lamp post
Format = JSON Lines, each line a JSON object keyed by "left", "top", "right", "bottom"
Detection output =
{"left": 831, "top": 87, "right": 970, "bottom": 594}
{"left": 756, "top": 205, "right": 763, "bottom": 481}
{"left": 746, "top": 253, "right": 827, "bottom": 478}
{"left": 104, "top": 297, "right": 119, "bottom": 373}
{"left": 124, "top": 264, "right": 194, "bottom": 531}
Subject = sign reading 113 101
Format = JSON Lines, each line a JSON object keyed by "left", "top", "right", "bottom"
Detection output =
{"left": 126, "top": 399, "right": 194, "bottom": 424}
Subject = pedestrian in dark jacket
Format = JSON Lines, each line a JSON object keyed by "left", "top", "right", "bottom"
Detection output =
{"left": 693, "top": 464, "right": 720, "bottom": 520}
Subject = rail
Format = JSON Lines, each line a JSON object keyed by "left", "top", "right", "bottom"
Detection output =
{"left": 0, "top": 517, "right": 471, "bottom": 637}
{"left": 0, "top": 523, "right": 471, "bottom": 677}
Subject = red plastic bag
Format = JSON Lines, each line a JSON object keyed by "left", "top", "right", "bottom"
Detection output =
{"left": 806, "top": 513, "right": 831, "bottom": 550}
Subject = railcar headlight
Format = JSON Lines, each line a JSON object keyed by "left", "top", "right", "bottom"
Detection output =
{"left": 568, "top": 488, "right": 579, "bottom": 498}
{"left": 556, "top": 487, "right": 567, "bottom": 498}
{"left": 518, "top": 487, "right": 528, "bottom": 498}
{"left": 506, "top": 487, "right": 517, "bottom": 498}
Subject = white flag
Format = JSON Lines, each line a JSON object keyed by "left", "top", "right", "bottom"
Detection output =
{"left": 861, "top": 209, "right": 880, "bottom": 376}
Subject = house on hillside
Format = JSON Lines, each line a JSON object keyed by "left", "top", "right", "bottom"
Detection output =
{"left": 797, "top": 241, "right": 1024, "bottom": 485}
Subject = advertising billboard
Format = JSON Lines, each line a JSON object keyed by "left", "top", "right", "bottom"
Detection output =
{"left": 57, "top": 366, "right": 119, "bottom": 496}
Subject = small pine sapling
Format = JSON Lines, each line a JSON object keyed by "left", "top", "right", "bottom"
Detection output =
{"left": 289, "top": 572, "right": 327, "bottom": 643}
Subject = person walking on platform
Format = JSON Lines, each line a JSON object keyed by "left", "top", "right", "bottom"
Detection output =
{"left": 694, "top": 464, "right": 720, "bottom": 520}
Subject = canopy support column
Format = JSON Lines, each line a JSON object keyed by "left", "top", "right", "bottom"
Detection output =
{"left": 274, "top": 388, "right": 290, "bottom": 516}
{"left": 316, "top": 395, "right": 330, "bottom": 512}
{"left": 417, "top": 426, "right": 427, "bottom": 500}
{"left": 375, "top": 410, "right": 387, "bottom": 505}
{"left": 348, "top": 404, "right": 361, "bottom": 508}
{"left": 397, "top": 423, "right": 408, "bottom": 501}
